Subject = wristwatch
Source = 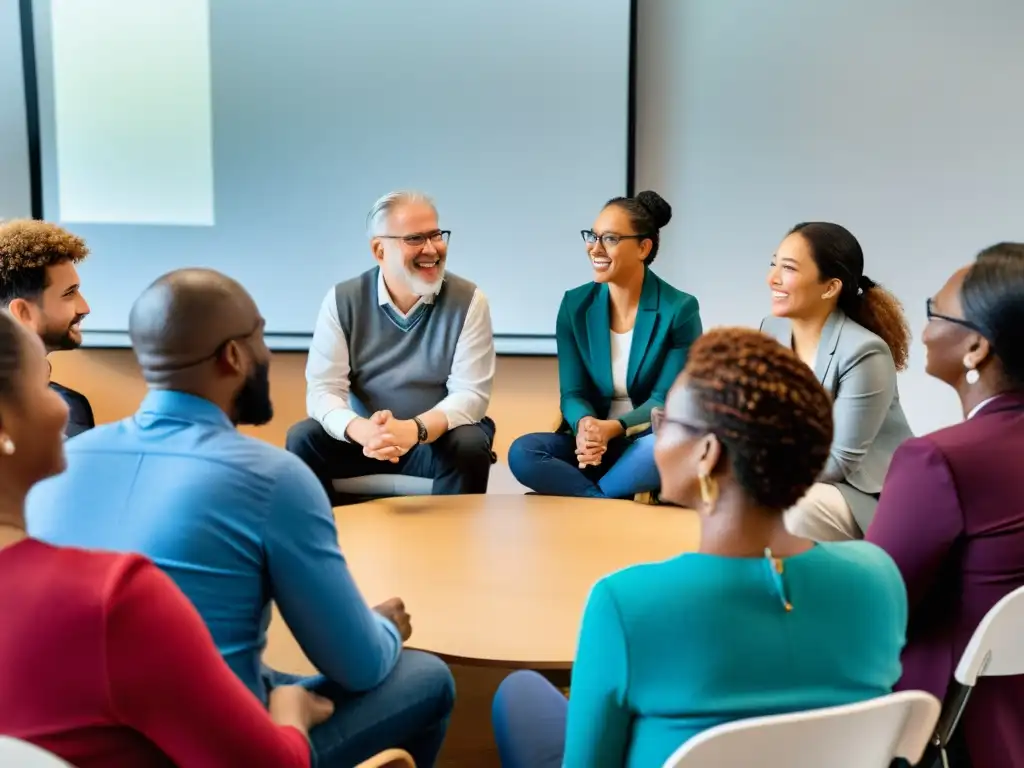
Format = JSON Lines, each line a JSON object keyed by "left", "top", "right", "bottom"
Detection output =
{"left": 412, "top": 416, "right": 428, "bottom": 444}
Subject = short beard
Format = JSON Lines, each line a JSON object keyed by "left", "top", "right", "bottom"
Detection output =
{"left": 40, "top": 328, "right": 81, "bottom": 352}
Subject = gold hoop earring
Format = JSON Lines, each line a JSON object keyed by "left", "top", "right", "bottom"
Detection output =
{"left": 698, "top": 473, "right": 719, "bottom": 507}
{"left": 0, "top": 436, "right": 14, "bottom": 456}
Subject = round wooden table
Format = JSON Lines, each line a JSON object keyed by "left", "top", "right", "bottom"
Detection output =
{"left": 264, "top": 494, "right": 700, "bottom": 675}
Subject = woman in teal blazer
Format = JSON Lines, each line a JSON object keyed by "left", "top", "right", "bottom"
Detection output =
{"left": 493, "top": 329, "right": 907, "bottom": 768}
{"left": 508, "top": 191, "right": 702, "bottom": 499}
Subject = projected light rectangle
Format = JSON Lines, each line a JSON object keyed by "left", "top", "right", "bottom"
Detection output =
{"left": 50, "top": 0, "right": 214, "bottom": 225}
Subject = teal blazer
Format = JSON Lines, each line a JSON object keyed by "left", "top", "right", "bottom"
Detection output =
{"left": 556, "top": 269, "right": 702, "bottom": 434}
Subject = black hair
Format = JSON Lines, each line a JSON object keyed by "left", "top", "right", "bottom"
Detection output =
{"left": 683, "top": 327, "right": 834, "bottom": 510}
{"left": 961, "top": 242, "right": 1024, "bottom": 389}
{"left": 605, "top": 190, "right": 673, "bottom": 265}
{"left": 789, "top": 222, "right": 911, "bottom": 371}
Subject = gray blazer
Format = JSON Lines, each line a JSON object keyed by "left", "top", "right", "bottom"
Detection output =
{"left": 760, "top": 310, "right": 913, "bottom": 532}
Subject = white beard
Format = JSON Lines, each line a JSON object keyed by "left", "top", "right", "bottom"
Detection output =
{"left": 386, "top": 249, "right": 445, "bottom": 296}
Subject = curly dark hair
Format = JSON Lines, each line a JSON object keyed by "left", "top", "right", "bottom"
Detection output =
{"left": 0, "top": 219, "right": 89, "bottom": 306}
{"left": 789, "top": 222, "right": 911, "bottom": 371}
{"left": 684, "top": 327, "right": 834, "bottom": 510}
{"left": 605, "top": 190, "right": 673, "bottom": 265}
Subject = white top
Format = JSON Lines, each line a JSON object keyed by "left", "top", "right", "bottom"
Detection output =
{"left": 608, "top": 329, "right": 634, "bottom": 420}
{"left": 305, "top": 269, "right": 496, "bottom": 441}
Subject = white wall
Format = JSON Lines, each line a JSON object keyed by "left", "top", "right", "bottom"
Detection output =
{"left": 634, "top": 0, "right": 1024, "bottom": 434}
{"left": 0, "top": 0, "right": 32, "bottom": 219}
{"left": 5, "top": 0, "right": 1024, "bottom": 432}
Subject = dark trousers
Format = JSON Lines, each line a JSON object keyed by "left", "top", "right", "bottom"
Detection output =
{"left": 286, "top": 417, "right": 496, "bottom": 502}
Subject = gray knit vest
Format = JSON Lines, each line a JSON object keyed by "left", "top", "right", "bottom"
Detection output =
{"left": 335, "top": 268, "right": 477, "bottom": 420}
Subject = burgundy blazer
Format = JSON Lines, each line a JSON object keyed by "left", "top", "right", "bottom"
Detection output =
{"left": 866, "top": 392, "right": 1024, "bottom": 768}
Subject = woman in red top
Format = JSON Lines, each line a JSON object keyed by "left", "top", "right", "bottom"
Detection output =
{"left": 0, "top": 310, "right": 333, "bottom": 767}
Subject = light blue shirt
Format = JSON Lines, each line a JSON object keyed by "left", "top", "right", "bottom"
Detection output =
{"left": 27, "top": 390, "right": 401, "bottom": 702}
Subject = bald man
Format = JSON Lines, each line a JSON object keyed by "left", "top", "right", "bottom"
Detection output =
{"left": 26, "top": 269, "right": 455, "bottom": 768}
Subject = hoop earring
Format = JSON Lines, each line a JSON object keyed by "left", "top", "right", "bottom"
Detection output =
{"left": 698, "top": 473, "right": 719, "bottom": 508}
{"left": 0, "top": 436, "right": 14, "bottom": 456}
{"left": 964, "top": 356, "right": 980, "bottom": 385}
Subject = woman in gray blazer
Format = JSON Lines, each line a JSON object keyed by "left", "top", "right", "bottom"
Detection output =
{"left": 761, "top": 222, "right": 913, "bottom": 541}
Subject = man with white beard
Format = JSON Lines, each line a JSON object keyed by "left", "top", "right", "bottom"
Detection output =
{"left": 287, "top": 190, "right": 497, "bottom": 501}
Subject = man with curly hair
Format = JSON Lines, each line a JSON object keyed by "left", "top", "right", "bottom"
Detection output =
{"left": 0, "top": 219, "right": 94, "bottom": 436}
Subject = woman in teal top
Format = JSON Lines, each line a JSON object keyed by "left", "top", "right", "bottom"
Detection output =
{"left": 508, "top": 191, "right": 702, "bottom": 499}
{"left": 492, "top": 328, "right": 908, "bottom": 768}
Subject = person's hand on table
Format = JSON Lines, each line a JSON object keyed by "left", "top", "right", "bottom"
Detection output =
{"left": 268, "top": 685, "right": 335, "bottom": 737}
{"left": 374, "top": 597, "right": 412, "bottom": 641}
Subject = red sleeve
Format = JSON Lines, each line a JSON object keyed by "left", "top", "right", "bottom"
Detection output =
{"left": 865, "top": 437, "right": 964, "bottom": 611}
{"left": 102, "top": 556, "right": 311, "bottom": 768}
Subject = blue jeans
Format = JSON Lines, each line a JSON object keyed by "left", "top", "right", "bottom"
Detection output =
{"left": 508, "top": 431, "right": 660, "bottom": 499}
{"left": 492, "top": 671, "right": 566, "bottom": 768}
{"left": 264, "top": 650, "right": 455, "bottom": 767}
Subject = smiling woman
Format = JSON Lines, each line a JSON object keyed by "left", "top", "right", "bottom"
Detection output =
{"left": 760, "top": 222, "right": 914, "bottom": 541}
{"left": 507, "top": 190, "right": 703, "bottom": 501}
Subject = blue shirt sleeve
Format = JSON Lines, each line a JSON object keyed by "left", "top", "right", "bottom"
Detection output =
{"left": 263, "top": 455, "right": 401, "bottom": 691}
{"left": 563, "top": 578, "right": 632, "bottom": 767}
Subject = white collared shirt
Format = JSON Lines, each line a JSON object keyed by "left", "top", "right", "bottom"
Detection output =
{"left": 305, "top": 269, "right": 496, "bottom": 441}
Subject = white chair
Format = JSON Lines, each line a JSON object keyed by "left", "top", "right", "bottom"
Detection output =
{"left": 0, "top": 737, "right": 72, "bottom": 766}
{"left": 930, "top": 583, "right": 1024, "bottom": 766}
{"left": 660, "top": 691, "right": 941, "bottom": 768}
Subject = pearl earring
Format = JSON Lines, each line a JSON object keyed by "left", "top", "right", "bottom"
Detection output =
{"left": 0, "top": 436, "right": 14, "bottom": 456}
{"left": 964, "top": 356, "right": 980, "bottom": 385}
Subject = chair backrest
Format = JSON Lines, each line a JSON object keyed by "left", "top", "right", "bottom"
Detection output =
{"left": 955, "top": 583, "right": 1024, "bottom": 685}
{"left": 660, "top": 691, "right": 941, "bottom": 768}
{"left": 0, "top": 737, "right": 72, "bottom": 767}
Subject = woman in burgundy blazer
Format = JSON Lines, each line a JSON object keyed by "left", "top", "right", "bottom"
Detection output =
{"left": 867, "top": 243, "right": 1024, "bottom": 768}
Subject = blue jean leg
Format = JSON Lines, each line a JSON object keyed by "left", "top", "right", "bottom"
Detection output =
{"left": 265, "top": 650, "right": 455, "bottom": 768}
{"left": 508, "top": 431, "right": 659, "bottom": 499}
{"left": 596, "top": 432, "right": 660, "bottom": 499}
{"left": 492, "top": 670, "right": 567, "bottom": 768}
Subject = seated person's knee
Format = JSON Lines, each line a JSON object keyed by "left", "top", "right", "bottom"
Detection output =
{"left": 285, "top": 418, "right": 326, "bottom": 456}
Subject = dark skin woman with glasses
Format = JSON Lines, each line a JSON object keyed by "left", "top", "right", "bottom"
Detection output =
{"left": 867, "top": 243, "right": 1024, "bottom": 768}
{"left": 0, "top": 311, "right": 333, "bottom": 766}
{"left": 493, "top": 328, "right": 906, "bottom": 768}
{"left": 508, "top": 191, "right": 702, "bottom": 500}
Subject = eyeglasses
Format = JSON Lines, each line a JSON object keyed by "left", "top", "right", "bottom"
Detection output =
{"left": 581, "top": 230, "right": 651, "bottom": 249}
{"left": 379, "top": 230, "right": 450, "bottom": 248}
{"left": 651, "top": 407, "right": 706, "bottom": 435}
{"left": 926, "top": 298, "right": 982, "bottom": 333}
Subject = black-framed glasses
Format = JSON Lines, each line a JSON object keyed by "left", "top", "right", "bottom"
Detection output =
{"left": 926, "top": 298, "right": 982, "bottom": 332}
{"left": 581, "top": 230, "right": 651, "bottom": 248}
{"left": 379, "top": 230, "right": 450, "bottom": 248}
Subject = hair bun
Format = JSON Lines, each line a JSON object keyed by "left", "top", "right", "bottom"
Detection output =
{"left": 635, "top": 190, "right": 672, "bottom": 229}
